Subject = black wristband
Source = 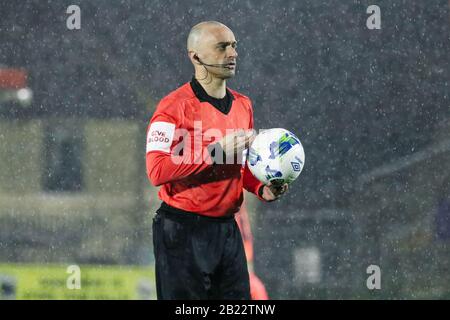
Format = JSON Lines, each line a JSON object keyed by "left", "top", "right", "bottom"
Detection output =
{"left": 258, "top": 185, "right": 264, "bottom": 198}
{"left": 207, "top": 142, "right": 226, "bottom": 165}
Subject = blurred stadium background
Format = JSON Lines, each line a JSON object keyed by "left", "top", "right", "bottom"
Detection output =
{"left": 0, "top": 0, "right": 449, "bottom": 299}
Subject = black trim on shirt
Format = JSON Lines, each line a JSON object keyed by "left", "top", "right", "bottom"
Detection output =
{"left": 190, "top": 77, "right": 232, "bottom": 165}
{"left": 190, "top": 76, "right": 234, "bottom": 115}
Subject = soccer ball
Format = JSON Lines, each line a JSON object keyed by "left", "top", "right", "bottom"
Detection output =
{"left": 247, "top": 128, "right": 305, "bottom": 185}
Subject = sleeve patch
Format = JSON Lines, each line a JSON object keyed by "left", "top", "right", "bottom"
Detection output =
{"left": 146, "top": 121, "right": 176, "bottom": 153}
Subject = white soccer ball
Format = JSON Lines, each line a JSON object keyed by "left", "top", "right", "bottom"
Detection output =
{"left": 247, "top": 128, "right": 305, "bottom": 185}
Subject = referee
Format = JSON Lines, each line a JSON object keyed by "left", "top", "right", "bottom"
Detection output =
{"left": 146, "top": 21, "right": 288, "bottom": 300}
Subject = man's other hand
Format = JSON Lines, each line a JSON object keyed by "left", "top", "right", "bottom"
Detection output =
{"left": 260, "top": 182, "right": 289, "bottom": 201}
{"left": 218, "top": 129, "right": 255, "bottom": 157}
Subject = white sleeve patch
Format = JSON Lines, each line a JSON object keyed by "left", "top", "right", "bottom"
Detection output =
{"left": 146, "top": 121, "right": 176, "bottom": 153}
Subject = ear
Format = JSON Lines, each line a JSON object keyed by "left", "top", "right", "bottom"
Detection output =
{"left": 188, "top": 51, "right": 201, "bottom": 65}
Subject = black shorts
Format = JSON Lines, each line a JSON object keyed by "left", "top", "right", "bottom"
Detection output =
{"left": 152, "top": 202, "right": 250, "bottom": 300}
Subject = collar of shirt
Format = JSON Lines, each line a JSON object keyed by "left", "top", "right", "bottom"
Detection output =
{"left": 190, "top": 76, "right": 234, "bottom": 115}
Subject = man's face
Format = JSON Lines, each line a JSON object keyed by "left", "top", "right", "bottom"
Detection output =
{"left": 197, "top": 26, "right": 238, "bottom": 79}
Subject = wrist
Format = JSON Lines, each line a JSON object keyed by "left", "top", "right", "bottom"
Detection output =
{"left": 258, "top": 185, "right": 270, "bottom": 202}
{"left": 258, "top": 185, "right": 264, "bottom": 198}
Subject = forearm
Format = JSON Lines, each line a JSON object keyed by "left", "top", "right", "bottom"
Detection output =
{"left": 243, "top": 163, "right": 266, "bottom": 201}
{"left": 146, "top": 147, "right": 215, "bottom": 186}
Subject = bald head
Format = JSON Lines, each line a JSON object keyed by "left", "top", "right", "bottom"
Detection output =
{"left": 187, "top": 21, "right": 238, "bottom": 80}
{"left": 187, "top": 21, "right": 231, "bottom": 51}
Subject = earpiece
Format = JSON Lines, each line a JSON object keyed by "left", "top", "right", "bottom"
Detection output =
{"left": 193, "top": 54, "right": 231, "bottom": 69}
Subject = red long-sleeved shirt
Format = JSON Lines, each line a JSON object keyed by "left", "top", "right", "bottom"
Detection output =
{"left": 146, "top": 81, "right": 265, "bottom": 217}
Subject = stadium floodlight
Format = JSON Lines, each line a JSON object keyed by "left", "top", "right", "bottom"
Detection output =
{"left": 16, "top": 87, "right": 33, "bottom": 105}
{"left": 0, "top": 68, "right": 32, "bottom": 107}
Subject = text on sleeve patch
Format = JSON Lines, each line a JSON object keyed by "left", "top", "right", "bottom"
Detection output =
{"left": 146, "top": 121, "right": 176, "bottom": 153}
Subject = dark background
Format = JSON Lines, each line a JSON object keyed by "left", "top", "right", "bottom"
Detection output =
{"left": 1, "top": 0, "right": 449, "bottom": 298}
{"left": 2, "top": 0, "right": 448, "bottom": 208}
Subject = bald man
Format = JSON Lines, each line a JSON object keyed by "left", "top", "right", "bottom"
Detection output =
{"left": 146, "top": 21, "right": 288, "bottom": 300}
